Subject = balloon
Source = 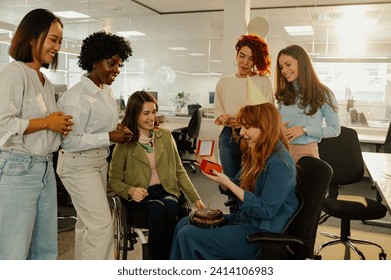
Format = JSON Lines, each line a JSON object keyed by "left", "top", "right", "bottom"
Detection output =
{"left": 247, "top": 17, "right": 269, "bottom": 38}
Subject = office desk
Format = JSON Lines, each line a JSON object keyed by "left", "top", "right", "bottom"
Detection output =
{"left": 119, "top": 115, "right": 186, "bottom": 132}
{"left": 358, "top": 134, "right": 385, "bottom": 152}
{"left": 358, "top": 134, "right": 385, "bottom": 145}
{"left": 362, "top": 152, "right": 391, "bottom": 216}
{"left": 348, "top": 125, "right": 387, "bottom": 152}
{"left": 160, "top": 122, "right": 186, "bottom": 132}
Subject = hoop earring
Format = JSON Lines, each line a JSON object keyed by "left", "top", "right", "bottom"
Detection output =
{"left": 233, "top": 58, "right": 237, "bottom": 66}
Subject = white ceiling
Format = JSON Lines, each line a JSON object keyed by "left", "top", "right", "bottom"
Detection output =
{"left": 1, "top": 0, "right": 391, "bottom": 75}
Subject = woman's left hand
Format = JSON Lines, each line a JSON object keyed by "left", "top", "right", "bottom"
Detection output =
{"left": 284, "top": 126, "right": 305, "bottom": 142}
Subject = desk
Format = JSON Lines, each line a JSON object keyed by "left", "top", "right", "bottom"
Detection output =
{"left": 362, "top": 152, "right": 391, "bottom": 216}
{"left": 358, "top": 134, "right": 385, "bottom": 145}
{"left": 160, "top": 122, "right": 186, "bottom": 132}
{"left": 348, "top": 125, "right": 386, "bottom": 151}
{"left": 358, "top": 134, "right": 385, "bottom": 152}
{"left": 119, "top": 114, "right": 186, "bottom": 132}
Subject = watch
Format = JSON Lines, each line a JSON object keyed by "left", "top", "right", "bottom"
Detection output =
{"left": 303, "top": 127, "right": 308, "bottom": 135}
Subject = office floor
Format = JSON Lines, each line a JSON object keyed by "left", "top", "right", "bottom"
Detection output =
{"left": 57, "top": 171, "right": 391, "bottom": 260}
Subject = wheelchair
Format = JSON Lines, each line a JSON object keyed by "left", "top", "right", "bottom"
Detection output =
{"left": 108, "top": 190, "right": 192, "bottom": 260}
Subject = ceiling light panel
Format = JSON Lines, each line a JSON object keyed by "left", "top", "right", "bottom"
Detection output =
{"left": 284, "top": 25, "right": 314, "bottom": 36}
{"left": 54, "top": 11, "right": 90, "bottom": 19}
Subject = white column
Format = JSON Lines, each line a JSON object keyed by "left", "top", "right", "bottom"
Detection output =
{"left": 222, "top": 0, "right": 250, "bottom": 75}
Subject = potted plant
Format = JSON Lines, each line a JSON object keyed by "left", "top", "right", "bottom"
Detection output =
{"left": 171, "top": 91, "right": 190, "bottom": 112}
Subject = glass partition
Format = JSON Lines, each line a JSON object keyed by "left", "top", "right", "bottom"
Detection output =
{"left": 1, "top": 2, "right": 391, "bottom": 119}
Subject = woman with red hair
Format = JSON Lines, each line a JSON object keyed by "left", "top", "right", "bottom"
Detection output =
{"left": 170, "top": 102, "right": 298, "bottom": 260}
{"left": 214, "top": 34, "right": 274, "bottom": 212}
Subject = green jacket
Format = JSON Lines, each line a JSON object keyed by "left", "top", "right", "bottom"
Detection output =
{"left": 108, "top": 127, "right": 201, "bottom": 203}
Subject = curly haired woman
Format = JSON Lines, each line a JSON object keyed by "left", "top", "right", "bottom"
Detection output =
{"left": 275, "top": 45, "right": 340, "bottom": 162}
{"left": 56, "top": 31, "right": 133, "bottom": 259}
{"left": 214, "top": 34, "right": 274, "bottom": 212}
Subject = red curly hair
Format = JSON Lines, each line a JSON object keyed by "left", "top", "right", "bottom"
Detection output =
{"left": 235, "top": 34, "right": 271, "bottom": 76}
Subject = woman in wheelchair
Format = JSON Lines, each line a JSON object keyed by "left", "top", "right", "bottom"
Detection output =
{"left": 108, "top": 91, "right": 205, "bottom": 259}
{"left": 170, "top": 87, "right": 299, "bottom": 260}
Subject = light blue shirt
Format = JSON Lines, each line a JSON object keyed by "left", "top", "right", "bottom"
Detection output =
{"left": 278, "top": 93, "right": 341, "bottom": 144}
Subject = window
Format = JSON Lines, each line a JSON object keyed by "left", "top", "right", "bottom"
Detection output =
{"left": 314, "top": 62, "right": 389, "bottom": 102}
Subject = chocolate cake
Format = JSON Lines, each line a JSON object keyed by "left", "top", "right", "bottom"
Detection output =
{"left": 190, "top": 208, "right": 225, "bottom": 228}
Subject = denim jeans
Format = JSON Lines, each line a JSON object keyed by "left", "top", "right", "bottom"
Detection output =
{"left": 219, "top": 127, "right": 242, "bottom": 179}
{"left": 0, "top": 151, "right": 57, "bottom": 260}
{"left": 219, "top": 127, "right": 242, "bottom": 213}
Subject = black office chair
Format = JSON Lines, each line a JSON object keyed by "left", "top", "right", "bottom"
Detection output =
{"left": 382, "top": 122, "right": 391, "bottom": 153}
{"left": 187, "top": 104, "right": 202, "bottom": 116}
{"left": 172, "top": 108, "right": 203, "bottom": 173}
{"left": 246, "top": 156, "right": 333, "bottom": 259}
{"left": 315, "top": 126, "right": 387, "bottom": 260}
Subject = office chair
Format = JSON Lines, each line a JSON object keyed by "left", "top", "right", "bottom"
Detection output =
{"left": 172, "top": 108, "right": 203, "bottom": 173}
{"left": 315, "top": 126, "right": 387, "bottom": 260}
{"left": 382, "top": 122, "right": 391, "bottom": 153}
{"left": 187, "top": 104, "right": 202, "bottom": 116}
{"left": 246, "top": 156, "right": 332, "bottom": 259}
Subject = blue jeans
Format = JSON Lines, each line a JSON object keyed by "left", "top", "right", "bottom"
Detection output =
{"left": 0, "top": 151, "right": 57, "bottom": 260}
{"left": 219, "top": 127, "right": 242, "bottom": 213}
{"left": 219, "top": 127, "right": 242, "bottom": 179}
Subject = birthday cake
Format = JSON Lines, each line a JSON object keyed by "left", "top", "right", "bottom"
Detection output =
{"left": 190, "top": 208, "right": 225, "bottom": 228}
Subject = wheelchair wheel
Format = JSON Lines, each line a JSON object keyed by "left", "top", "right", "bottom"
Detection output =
{"left": 109, "top": 195, "right": 128, "bottom": 260}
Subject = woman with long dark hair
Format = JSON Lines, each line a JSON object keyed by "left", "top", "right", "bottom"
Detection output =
{"left": 275, "top": 44, "right": 340, "bottom": 162}
{"left": 109, "top": 91, "right": 205, "bottom": 259}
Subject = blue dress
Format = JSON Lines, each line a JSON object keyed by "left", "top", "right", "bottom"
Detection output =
{"left": 170, "top": 142, "right": 299, "bottom": 260}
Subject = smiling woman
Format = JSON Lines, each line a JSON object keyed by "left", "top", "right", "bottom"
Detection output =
{"left": 0, "top": 8, "right": 74, "bottom": 260}
{"left": 56, "top": 31, "right": 133, "bottom": 260}
{"left": 275, "top": 44, "right": 341, "bottom": 162}
{"left": 108, "top": 90, "right": 205, "bottom": 260}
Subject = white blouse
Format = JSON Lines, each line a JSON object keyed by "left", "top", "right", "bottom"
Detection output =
{"left": 57, "top": 74, "right": 119, "bottom": 153}
{"left": 0, "top": 61, "right": 60, "bottom": 155}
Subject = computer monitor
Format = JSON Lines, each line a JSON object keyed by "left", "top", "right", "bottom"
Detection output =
{"left": 209, "top": 92, "right": 215, "bottom": 104}
{"left": 149, "top": 91, "right": 158, "bottom": 101}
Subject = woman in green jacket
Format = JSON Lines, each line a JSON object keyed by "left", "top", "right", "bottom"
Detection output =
{"left": 108, "top": 90, "right": 205, "bottom": 259}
